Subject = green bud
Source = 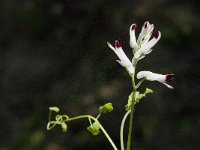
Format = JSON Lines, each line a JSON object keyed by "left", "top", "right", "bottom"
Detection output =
{"left": 98, "top": 103, "right": 113, "bottom": 114}
{"left": 87, "top": 121, "right": 100, "bottom": 136}
{"left": 49, "top": 107, "right": 60, "bottom": 112}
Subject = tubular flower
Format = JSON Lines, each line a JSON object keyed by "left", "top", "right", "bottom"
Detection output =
{"left": 129, "top": 21, "right": 161, "bottom": 62}
{"left": 107, "top": 40, "right": 135, "bottom": 75}
{"left": 137, "top": 71, "right": 175, "bottom": 89}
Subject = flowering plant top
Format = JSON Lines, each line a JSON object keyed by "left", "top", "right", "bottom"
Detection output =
{"left": 47, "top": 21, "right": 175, "bottom": 150}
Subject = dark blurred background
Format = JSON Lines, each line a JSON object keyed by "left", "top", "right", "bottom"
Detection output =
{"left": 0, "top": 0, "right": 199, "bottom": 150}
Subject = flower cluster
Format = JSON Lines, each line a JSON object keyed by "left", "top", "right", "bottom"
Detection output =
{"left": 107, "top": 21, "right": 174, "bottom": 89}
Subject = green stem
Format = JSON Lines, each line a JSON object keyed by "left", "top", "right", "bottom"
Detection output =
{"left": 120, "top": 110, "right": 131, "bottom": 150}
{"left": 67, "top": 115, "right": 118, "bottom": 150}
{"left": 126, "top": 76, "right": 136, "bottom": 150}
{"left": 96, "top": 113, "right": 101, "bottom": 120}
{"left": 48, "top": 110, "right": 52, "bottom": 122}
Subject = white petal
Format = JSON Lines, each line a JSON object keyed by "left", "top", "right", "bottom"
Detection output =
{"left": 133, "top": 51, "right": 142, "bottom": 60}
{"left": 133, "top": 49, "right": 147, "bottom": 61}
{"left": 141, "top": 24, "right": 154, "bottom": 44}
{"left": 117, "top": 47, "right": 131, "bottom": 64}
{"left": 145, "top": 31, "right": 161, "bottom": 48}
{"left": 117, "top": 60, "right": 135, "bottom": 74}
{"left": 129, "top": 24, "right": 138, "bottom": 50}
{"left": 137, "top": 71, "right": 154, "bottom": 80}
{"left": 107, "top": 41, "right": 122, "bottom": 60}
{"left": 133, "top": 48, "right": 147, "bottom": 60}
{"left": 133, "top": 31, "right": 161, "bottom": 61}
{"left": 114, "top": 40, "right": 124, "bottom": 57}
{"left": 108, "top": 40, "right": 135, "bottom": 74}
{"left": 136, "top": 71, "right": 163, "bottom": 81}
{"left": 107, "top": 42, "right": 116, "bottom": 52}
{"left": 161, "top": 82, "right": 174, "bottom": 89}
{"left": 140, "top": 31, "right": 161, "bottom": 52}
{"left": 137, "top": 21, "right": 150, "bottom": 44}
{"left": 126, "top": 64, "right": 135, "bottom": 74}
{"left": 114, "top": 40, "right": 133, "bottom": 67}
{"left": 139, "top": 24, "right": 154, "bottom": 46}
{"left": 117, "top": 50, "right": 135, "bottom": 74}
{"left": 132, "top": 57, "right": 136, "bottom": 64}
{"left": 116, "top": 47, "right": 126, "bottom": 59}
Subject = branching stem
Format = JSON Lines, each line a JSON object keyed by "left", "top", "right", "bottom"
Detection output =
{"left": 66, "top": 115, "right": 118, "bottom": 150}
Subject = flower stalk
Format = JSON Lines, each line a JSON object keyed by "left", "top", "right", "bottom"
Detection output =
{"left": 126, "top": 75, "right": 136, "bottom": 150}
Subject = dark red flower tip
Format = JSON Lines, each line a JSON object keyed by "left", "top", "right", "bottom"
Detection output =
{"left": 153, "top": 31, "right": 160, "bottom": 39}
{"left": 131, "top": 24, "right": 137, "bottom": 31}
{"left": 115, "top": 39, "right": 122, "bottom": 48}
{"left": 144, "top": 22, "right": 148, "bottom": 29}
{"left": 165, "top": 74, "right": 175, "bottom": 82}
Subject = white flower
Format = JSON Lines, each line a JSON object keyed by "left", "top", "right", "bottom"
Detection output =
{"left": 137, "top": 71, "right": 174, "bottom": 89}
{"left": 107, "top": 40, "right": 135, "bottom": 75}
{"left": 129, "top": 21, "right": 161, "bottom": 62}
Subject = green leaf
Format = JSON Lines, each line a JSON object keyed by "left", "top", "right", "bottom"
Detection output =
{"left": 61, "top": 122, "right": 67, "bottom": 132}
{"left": 49, "top": 107, "right": 60, "bottom": 112}
{"left": 87, "top": 121, "right": 100, "bottom": 136}
{"left": 145, "top": 88, "right": 153, "bottom": 94}
{"left": 125, "top": 92, "right": 133, "bottom": 111}
{"left": 135, "top": 88, "right": 153, "bottom": 103}
{"left": 98, "top": 103, "right": 113, "bottom": 114}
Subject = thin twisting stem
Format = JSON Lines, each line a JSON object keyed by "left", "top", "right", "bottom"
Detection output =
{"left": 67, "top": 115, "right": 118, "bottom": 150}
{"left": 120, "top": 110, "right": 131, "bottom": 150}
{"left": 48, "top": 110, "right": 52, "bottom": 122}
{"left": 96, "top": 113, "right": 101, "bottom": 120}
